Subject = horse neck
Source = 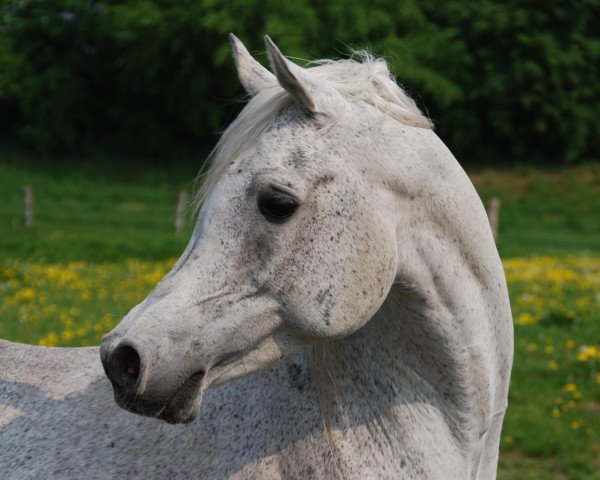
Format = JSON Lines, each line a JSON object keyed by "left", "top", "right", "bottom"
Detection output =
{"left": 306, "top": 128, "right": 512, "bottom": 476}
{"left": 313, "top": 284, "right": 480, "bottom": 441}
{"left": 308, "top": 285, "right": 493, "bottom": 478}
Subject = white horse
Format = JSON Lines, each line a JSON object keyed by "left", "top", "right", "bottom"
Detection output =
{"left": 0, "top": 35, "right": 513, "bottom": 479}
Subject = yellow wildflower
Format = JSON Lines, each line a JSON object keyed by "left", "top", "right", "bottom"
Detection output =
{"left": 517, "top": 312, "right": 536, "bottom": 325}
{"left": 38, "top": 332, "right": 58, "bottom": 347}
{"left": 577, "top": 346, "right": 599, "bottom": 362}
{"left": 14, "top": 288, "right": 35, "bottom": 301}
{"left": 563, "top": 383, "right": 578, "bottom": 393}
{"left": 577, "top": 351, "right": 590, "bottom": 362}
{"left": 61, "top": 329, "right": 75, "bottom": 342}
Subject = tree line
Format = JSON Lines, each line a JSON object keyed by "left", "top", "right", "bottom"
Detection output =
{"left": 0, "top": 0, "right": 598, "bottom": 165}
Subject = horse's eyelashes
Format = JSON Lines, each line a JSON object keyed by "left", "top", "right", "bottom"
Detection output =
{"left": 258, "top": 192, "right": 298, "bottom": 223}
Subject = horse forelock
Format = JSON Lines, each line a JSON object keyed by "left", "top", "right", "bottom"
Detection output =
{"left": 195, "top": 52, "right": 432, "bottom": 207}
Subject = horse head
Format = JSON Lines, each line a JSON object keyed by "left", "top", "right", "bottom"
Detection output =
{"left": 100, "top": 35, "right": 510, "bottom": 439}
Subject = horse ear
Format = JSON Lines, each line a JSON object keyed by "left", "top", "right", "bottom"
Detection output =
{"left": 229, "top": 33, "right": 275, "bottom": 96}
{"left": 264, "top": 35, "right": 319, "bottom": 115}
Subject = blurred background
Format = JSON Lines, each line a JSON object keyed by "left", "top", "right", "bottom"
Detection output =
{"left": 0, "top": 1, "right": 599, "bottom": 478}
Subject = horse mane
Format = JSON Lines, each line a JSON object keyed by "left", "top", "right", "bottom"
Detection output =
{"left": 196, "top": 51, "right": 432, "bottom": 205}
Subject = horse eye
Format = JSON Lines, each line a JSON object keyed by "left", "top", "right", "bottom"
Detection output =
{"left": 258, "top": 193, "right": 298, "bottom": 222}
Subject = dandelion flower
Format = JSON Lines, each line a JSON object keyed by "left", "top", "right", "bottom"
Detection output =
{"left": 563, "top": 383, "right": 578, "bottom": 393}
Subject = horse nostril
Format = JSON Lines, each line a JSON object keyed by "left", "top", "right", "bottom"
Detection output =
{"left": 126, "top": 351, "right": 140, "bottom": 375}
{"left": 106, "top": 345, "right": 141, "bottom": 392}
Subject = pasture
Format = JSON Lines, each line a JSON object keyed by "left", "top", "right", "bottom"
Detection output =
{"left": 1, "top": 158, "right": 599, "bottom": 479}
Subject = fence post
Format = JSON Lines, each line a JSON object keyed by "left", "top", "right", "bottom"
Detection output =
{"left": 175, "top": 190, "right": 188, "bottom": 235}
{"left": 487, "top": 196, "right": 500, "bottom": 242}
{"left": 24, "top": 186, "right": 34, "bottom": 229}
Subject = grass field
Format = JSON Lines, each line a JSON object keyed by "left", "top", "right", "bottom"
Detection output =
{"left": 1, "top": 157, "right": 600, "bottom": 479}
{"left": 0, "top": 152, "right": 199, "bottom": 262}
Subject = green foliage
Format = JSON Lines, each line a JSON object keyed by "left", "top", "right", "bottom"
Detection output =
{"left": 0, "top": 0, "right": 598, "bottom": 164}
{"left": 420, "top": 0, "right": 600, "bottom": 164}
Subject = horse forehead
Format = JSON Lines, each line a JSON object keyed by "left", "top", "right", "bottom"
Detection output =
{"left": 243, "top": 104, "right": 388, "bottom": 186}
{"left": 251, "top": 132, "right": 333, "bottom": 177}
{"left": 258, "top": 101, "right": 373, "bottom": 153}
{"left": 258, "top": 118, "right": 320, "bottom": 156}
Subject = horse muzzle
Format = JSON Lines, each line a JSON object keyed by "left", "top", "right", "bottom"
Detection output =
{"left": 100, "top": 338, "right": 207, "bottom": 424}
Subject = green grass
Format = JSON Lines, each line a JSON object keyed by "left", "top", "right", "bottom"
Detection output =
{"left": 1, "top": 155, "right": 600, "bottom": 479}
{"left": 501, "top": 337, "right": 600, "bottom": 479}
{"left": 470, "top": 165, "right": 600, "bottom": 257}
{"left": 2, "top": 157, "right": 599, "bottom": 262}
{"left": 0, "top": 154, "right": 200, "bottom": 262}
{"left": 0, "top": 258, "right": 175, "bottom": 345}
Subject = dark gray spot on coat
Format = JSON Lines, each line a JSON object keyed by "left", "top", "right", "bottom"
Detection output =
{"left": 316, "top": 286, "right": 332, "bottom": 304}
{"left": 287, "top": 363, "right": 306, "bottom": 391}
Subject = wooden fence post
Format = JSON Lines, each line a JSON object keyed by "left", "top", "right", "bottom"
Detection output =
{"left": 174, "top": 190, "right": 188, "bottom": 235}
{"left": 487, "top": 196, "right": 500, "bottom": 242}
{"left": 24, "top": 186, "right": 34, "bottom": 229}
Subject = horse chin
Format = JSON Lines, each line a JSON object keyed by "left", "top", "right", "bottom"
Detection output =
{"left": 114, "top": 371, "right": 206, "bottom": 424}
{"left": 158, "top": 371, "right": 206, "bottom": 424}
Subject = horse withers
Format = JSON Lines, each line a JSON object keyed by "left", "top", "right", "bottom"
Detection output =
{"left": 1, "top": 36, "right": 513, "bottom": 479}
